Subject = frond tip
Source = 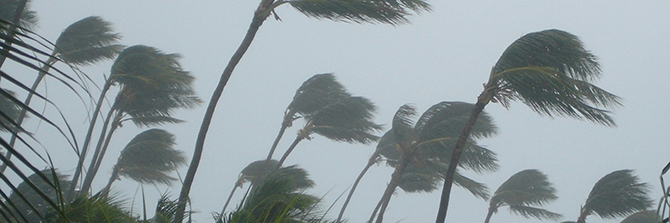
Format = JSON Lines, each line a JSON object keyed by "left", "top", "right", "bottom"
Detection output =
{"left": 289, "top": 0, "right": 431, "bottom": 25}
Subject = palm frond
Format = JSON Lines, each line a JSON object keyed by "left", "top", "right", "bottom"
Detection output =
{"left": 288, "top": 73, "right": 351, "bottom": 117}
{"left": 54, "top": 16, "right": 123, "bottom": 65}
{"left": 0, "top": 0, "right": 38, "bottom": 32}
{"left": 308, "top": 96, "right": 382, "bottom": 144}
{"left": 490, "top": 29, "right": 622, "bottom": 126}
{"left": 288, "top": 0, "right": 430, "bottom": 25}
{"left": 391, "top": 104, "right": 417, "bottom": 149}
{"left": 397, "top": 163, "right": 440, "bottom": 193}
{"left": 582, "top": 169, "right": 652, "bottom": 219}
{"left": 2, "top": 169, "right": 70, "bottom": 223}
{"left": 50, "top": 194, "right": 133, "bottom": 222}
{"left": 416, "top": 101, "right": 497, "bottom": 141}
{"left": 0, "top": 89, "right": 24, "bottom": 132}
{"left": 491, "top": 169, "right": 558, "bottom": 207}
{"left": 453, "top": 171, "right": 490, "bottom": 200}
{"left": 620, "top": 210, "right": 660, "bottom": 223}
{"left": 507, "top": 205, "right": 562, "bottom": 220}
{"left": 116, "top": 129, "right": 186, "bottom": 185}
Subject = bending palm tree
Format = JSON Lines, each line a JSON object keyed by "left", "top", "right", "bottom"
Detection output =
{"left": 483, "top": 169, "right": 561, "bottom": 223}
{"left": 435, "top": 29, "right": 623, "bottom": 223}
{"left": 620, "top": 210, "right": 660, "bottom": 223}
{"left": 573, "top": 169, "right": 651, "bottom": 223}
{"left": 275, "top": 96, "right": 382, "bottom": 168}
{"left": 100, "top": 129, "right": 186, "bottom": 196}
{"left": 267, "top": 73, "right": 351, "bottom": 160}
{"left": 371, "top": 102, "right": 497, "bottom": 223}
{"left": 178, "top": 0, "right": 431, "bottom": 220}
{"left": 79, "top": 45, "right": 201, "bottom": 194}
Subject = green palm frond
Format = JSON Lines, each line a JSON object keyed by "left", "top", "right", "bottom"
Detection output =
{"left": 116, "top": 129, "right": 186, "bottom": 185}
{"left": 452, "top": 171, "right": 489, "bottom": 200}
{"left": 308, "top": 96, "right": 382, "bottom": 144}
{"left": 288, "top": 73, "right": 351, "bottom": 117}
{"left": 489, "top": 29, "right": 622, "bottom": 126}
{"left": 288, "top": 0, "right": 430, "bottom": 25}
{"left": 54, "top": 16, "right": 123, "bottom": 66}
{"left": 581, "top": 169, "right": 652, "bottom": 220}
{"left": 50, "top": 194, "right": 133, "bottom": 223}
{"left": 0, "top": 89, "right": 24, "bottom": 132}
{"left": 2, "top": 169, "right": 70, "bottom": 223}
{"left": 397, "top": 163, "right": 440, "bottom": 193}
{"left": 507, "top": 205, "right": 562, "bottom": 221}
{"left": 391, "top": 104, "right": 417, "bottom": 148}
{"left": 620, "top": 210, "right": 660, "bottom": 223}
{"left": 416, "top": 101, "right": 497, "bottom": 141}
{"left": 0, "top": 0, "right": 38, "bottom": 32}
{"left": 491, "top": 169, "right": 557, "bottom": 207}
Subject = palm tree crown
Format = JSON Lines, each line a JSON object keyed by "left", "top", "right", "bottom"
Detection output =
{"left": 576, "top": 169, "right": 652, "bottom": 223}
{"left": 485, "top": 169, "right": 561, "bottom": 223}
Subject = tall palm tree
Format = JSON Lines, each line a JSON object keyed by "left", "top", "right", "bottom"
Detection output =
{"left": 275, "top": 96, "right": 382, "bottom": 168}
{"left": 3, "top": 15, "right": 123, "bottom": 174}
{"left": 483, "top": 169, "right": 561, "bottom": 223}
{"left": 573, "top": 169, "right": 652, "bottom": 223}
{"left": 267, "top": 73, "right": 351, "bottom": 161}
{"left": 78, "top": 45, "right": 201, "bottom": 195}
{"left": 370, "top": 102, "right": 497, "bottom": 223}
{"left": 435, "top": 29, "right": 623, "bottom": 223}
{"left": 178, "top": 0, "right": 431, "bottom": 220}
{"left": 100, "top": 129, "right": 186, "bottom": 196}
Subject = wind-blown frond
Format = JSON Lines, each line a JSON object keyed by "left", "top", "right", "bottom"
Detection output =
{"left": 391, "top": 104, "right": 417, "bottom": 149}
{"left": 288, "top": 0, "right": 431, "bottom": 25}
{"left": 54, "top": 16, "right": 123, "bottom": 65}
{"left": 0, "top": 0, "right": 38, "bottom": 32}
{"left": 288, "top": 73, "right": 351, "bottom": 117}
{"left": 308, "top": 96, "right": 382, "bottom": 144}
{"left": 491, "top": 169, "right": 557, "bottom": 207}
{"left": 115, "top": 129, "right": 186, "bottom": 185}
{"left": 452, "top": 172, "right": 489, "bottom": 200}
{"left": 490, "top": 29, "right": 622, "bottom": 126}
{"left": 0, "top": 89, "right": 24, "bottom": 132}
{"left": 2, "top": 169, "right": 70, "bottom": 223}
{"left": 581, "top": 169, "right": 652, "bottom": 220}
{"left": 507, "top": 205, "right": 562, "bottom": 220}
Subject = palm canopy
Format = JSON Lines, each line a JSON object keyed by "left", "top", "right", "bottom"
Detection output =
{"left": 53, "top": 16, "right": 123, "bottom": 65}
{"left": 287, "top": 73, "right": 351, "bottom": 118}
{"left": 114, "top": 129, "right": 186, "bottom": 185}
{"left": 239, "top": 159, "right": 315, "bottom": 190}
{"left": 486, "top": 29, "right": 622, "bottom": 126}
{"left": 110, "top": 45, "right": 202, "bottom": 127}
{"left": 287, "top": 0, "right": 431, "bottom": 25}
{"left": 0, "top": 0, "right": 37, "bottom": 32}
{"left": 619, "top": 210, "right": 660, "bottom": 223}
{"left": 1, "top": 169, "right": 70, "bottom": 223}
{"left": 577, "top": 169, "right": 652, "bottom": 223}
{"left": 305, "top": 96, "right": 382, "bottom": 143}
{"left": 486, "top": 169, "right": 561, "bottom": 223}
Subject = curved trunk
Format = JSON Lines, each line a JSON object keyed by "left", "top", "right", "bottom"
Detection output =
{"left": 336, "top": 150, "right": 380, "bottom": 222}
{"left": 367, "top": 197, "right": 384, "bottom": 223}
{"left": 100, "top": 164, "right": 120, "bottom": 197}
{"left": 174, "top": 3, "right": 273, "bottom": 220}
{"left": 80, "top": 107, "right": 120, "bottom": 194}
{"left": 275, "top": 136, "right": 304, "bottom": 169}
{"left": 219, "top": 183, "right": 240, "bottom": 217}
{"left": 435, "top": 88, "right": 492, "bottom": 223}
{"left": 67, "top": 79, "right": 113, "bottom": 198}
{"left": 266, "top": 115, "right": 291, "bottom": 160}
{"left": 483, "top": 205, "right": 496, "bottom": 223}
{"left": 374, "top": 151, "right": 412, "bottom": 223}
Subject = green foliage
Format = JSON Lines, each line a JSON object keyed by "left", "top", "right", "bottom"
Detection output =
{"left": 0, "top": 0, "right": 38, "bottom": 31}
{"left": 487, "top": 169, "right": 561, "bottom": 222}
{"left": 54, "top": 16, "right": 124, "bottom": 65}
{"left": 49, "top": 194, "right": 134, "bottom": 223}
{"left": 0, "top": 169, "right": 69, "bottom": 223}
{"left": 288, "top": 0, "right": 431, "bottom": 25}
{"left": 306, "top": 96, "right": 382, "bottom": 144}
{"left": 578, "top": 170, "right": 652, "bottom": 222}
{"left": 0, "top": 89, "right": 24, "bottom": 132}
{"left": 115, "top": 129, "right": 186, "bottom": 185}
{"left": 619, "top": 210, "right": 660, "bottom": 223}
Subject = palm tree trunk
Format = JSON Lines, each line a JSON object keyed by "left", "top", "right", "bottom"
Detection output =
{"left": 483, "top": 205, "right": 496, "bottom": 223}
{"left": 80, "top": 107, "right": 120, "bottom": 194}
{"left": 0, "top": 55, "right": 56, "bottom": 173}
{"left": 266, "top": 115, "right": 291, "bottom": 160}
{"left": 219, "top": 184, "right": 239, "bottom": 218}
{"left": 435, "top": 88, "right": 492, "bottom": 223}
{"left": 100, "top": 164, "right": 120, "bottom": 197}
{"left": 275, "top": 136, "right": 304, "bottom": 168}
{"left": 175, "top": 1, "right": 275, "bottom": 220}
{"left": 336, "top": 150, "right": 380, "bottom": 222}
{"left": 367, "top": 195, "right": 384, "bottom": 223}
{"left": 374, "top": 151, "right": 412, "bottom": 223}
{"left": 67, "top": 79, "right": 112, "bottom": 198}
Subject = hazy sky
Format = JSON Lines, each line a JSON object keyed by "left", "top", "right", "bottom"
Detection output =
{"left": 10, "top": 1, "right": 670, "bottom": 222}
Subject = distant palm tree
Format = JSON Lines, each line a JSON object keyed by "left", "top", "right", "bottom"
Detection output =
{"left": 100, "top": 129, "right": 186, "bottom": 196}
{"left": 79, "top": 45, "right": 201, "bottom": 194}
{"left": 179, "top": 0, "right": 431, "bottom": 220}
{"left": 275, "top": 96, "right": 382, "bottom": 168}
{"left": 435, "top": 29, "right": 623, "bottom": 223}
{"left": 0, "top": 169, "right": 70, "bottom": 223}
{"left": 573, "top": 169, "right": 652, "bottom": 223}
{"left": 370, "top": 102, "right": 497, "bottom": 223}
{"left": 266, "top": 73, "right": 351, "bottom": 160}
{"left": 483, "top": 169, "right": 561, "bottom": 223}
{"left": 619, "top": 210, "right": 660, "bottom": 223}
{"left": 219, "top": 159, "right": 315, "bottom": 216}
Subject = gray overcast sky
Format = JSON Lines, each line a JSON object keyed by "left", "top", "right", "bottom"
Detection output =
{"left": 11, "top": 1, "right": 670, "bottom": 222}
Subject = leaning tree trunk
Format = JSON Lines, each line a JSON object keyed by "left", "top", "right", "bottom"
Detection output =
{"left": 275, "top": 135, "right": 304, "bottom": 168}
{"left": 100, "top": 164, "right": 121, "bottom": 197}
{"left": 80, "top": 108, "right": 121, "bottom": 194}
{"left": 266, "top": 114, "right": 292, "bottom": 160}
{"left": 374, "top": 151, "right": 412, "bottom": 223}
{"left": 174, "top": 1, "right": 275, "bottom": 220}
{"left": 435, "top": 87, "right": 492, "bottom": 223}
{"left": 219, "top": 178, "right": 242, "bottom": 218}
{"left": 336, "top": 150, "right": 380, "bottom": 222}
{"left": 483, "top": 205, "right": 497, "bottom": 223}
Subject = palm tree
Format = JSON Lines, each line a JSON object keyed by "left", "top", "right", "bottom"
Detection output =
{"left": 620, "top": 210, "right": 660, "bottom": 223}
{"left": 178, "top": 0, "right": 431, "bottom": 220}
{"left": 267, "top": 73, "right": 351, "bottom": 161}
{"left": 275, "top": 95, "right": 382, "bottom": 168}
{"left": 483, "top": 169, "right": 561, "bottom": 223}
{"left": 2, "top": 15, "right": 123, "bottom": 174}
{"left": 370, "top": 102, "right": 497, "bottom": 223}
{"left": 435, "top": 29, "right": 623, "bottom": 223}
{"left": 78, "top": 45, "right": 201, "bottom": 194}
{"left": 0, "top": 169, "right": 70, "bottom": 223}
{"left": 573, "top": 169, "right": 652, "bottom": 223}
{"left": 48, "top": 194, "right": 134, "bottom": 223}
{"left": 100, "top": 129, "right": 186, "bottom": 196}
